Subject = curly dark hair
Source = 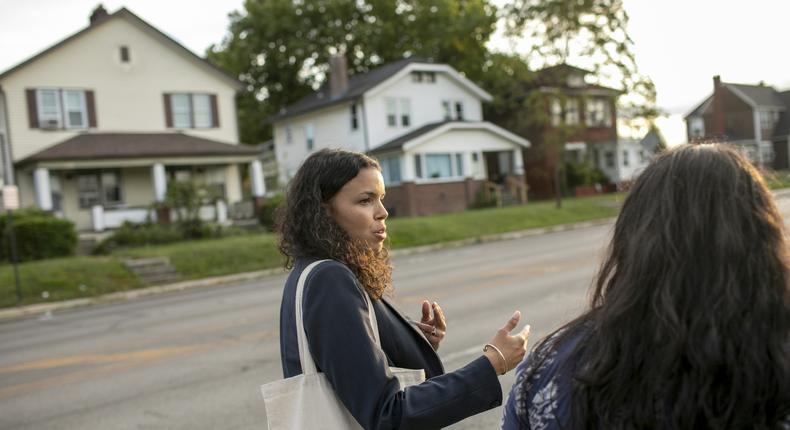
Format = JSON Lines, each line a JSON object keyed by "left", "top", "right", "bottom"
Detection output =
{"left": 276, "top": 148, "right": 392, "bottom": 299}
{"left": 533, "top": 144, "right": 790, "bottom": 428}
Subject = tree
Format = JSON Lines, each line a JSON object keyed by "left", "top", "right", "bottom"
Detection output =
{"left": 489, "top": 0, "right": 658, "bottom": 207}
{"left": 207, "top": 0, "right": 498, "bottom": 145}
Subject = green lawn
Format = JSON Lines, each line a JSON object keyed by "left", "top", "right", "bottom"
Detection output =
{"left": 0, "top": 194, "right": 622, "bottom": 308}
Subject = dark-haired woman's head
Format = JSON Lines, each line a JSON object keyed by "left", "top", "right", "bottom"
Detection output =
{"left": 568, "top": 143, "right": 790, "bottom": 428}
{"left": 277, "top": 148, "right": 392, "bottom": 298}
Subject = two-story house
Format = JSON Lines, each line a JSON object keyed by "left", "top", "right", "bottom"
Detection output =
{"left": 520, "top": 64, "right": 624, "bottom": 197}
{"left": 0, "top": 6, "right": 265, "bottom": 231}
{"left": 685, "top": 75, "right": 789, "bottom": 168}
{"left": 269, "top": 56, "right": 530, "bottom": 216}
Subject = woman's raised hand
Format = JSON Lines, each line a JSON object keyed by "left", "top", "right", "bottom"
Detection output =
{"left": 415, "top": 300, "right": 446, "bottom": 351}
{"left": 483, "top": 311, "right": 530, "bottom": 375}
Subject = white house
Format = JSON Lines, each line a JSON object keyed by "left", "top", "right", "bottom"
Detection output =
{"left": 565, "top": 129, "right": 664, "bottom": 184}
{"left": 269, "top": 56, "right": 530, "bottom": 216}
{"left": 0, "top": 6, "right": 265, "bottom": 231}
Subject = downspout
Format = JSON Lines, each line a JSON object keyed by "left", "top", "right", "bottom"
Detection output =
{"left": 0, "top": 85, "right": 15, "bottom": 185}
{"left": 360, "top": 96, "right": 370, "bottom": 153}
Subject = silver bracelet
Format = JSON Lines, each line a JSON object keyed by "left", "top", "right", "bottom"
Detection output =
{"left": 483, "top": 343, "right": 508, "bottom": 375}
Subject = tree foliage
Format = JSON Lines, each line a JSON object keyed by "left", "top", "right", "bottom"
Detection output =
{"left": 207, "top": 0, "right": 498, "bottom": 144}
{"left": 502, "top": 0, "right": 658, "bottom": 124}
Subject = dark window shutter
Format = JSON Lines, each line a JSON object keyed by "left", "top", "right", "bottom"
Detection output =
{"left": 26, "top": 89, "right": 38, "bottom": 128}
{"left": 163, "top": 93, "right": 173, "bottom": 128}
{"left": 210, "top": 94, "right": 219, "bottom": 128}
{"left": 86, "top": 90, "right": 97, "bottom": 127}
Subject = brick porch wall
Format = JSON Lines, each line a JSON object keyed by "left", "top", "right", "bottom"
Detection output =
{"left": 384, "top": 179, "right": 484, "bottom": 217}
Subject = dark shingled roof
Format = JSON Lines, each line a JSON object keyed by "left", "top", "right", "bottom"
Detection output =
{"left": 726, "top": 83, "right": 785, "bottom": 108}
{"left": 369, "top": 121, "right": 461, "bottom": 154}
{"left": 685, "top": 95, "right": 712, "bottom": 118}
{"left": 269, "top": 57, "right": 423, "bottom": 123}
{"left": 20, "top": 133, "right": 259, "bottom": 164}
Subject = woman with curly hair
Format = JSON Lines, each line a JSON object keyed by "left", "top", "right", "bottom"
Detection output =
{"left": 278, "top": 148, "right": 531, "bottom": 429}
{"left": 502, "top": 144, "right": 790, "bottom": 429}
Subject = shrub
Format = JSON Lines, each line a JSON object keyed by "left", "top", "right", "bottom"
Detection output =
{"left": 0, "top": 210, "right": 77, "bottom": 262}
{"left": 565, "top": 161, "right": 609, "bottom": 189}
{"left": 258, "top": 193, "right": 285, "bottom": 231}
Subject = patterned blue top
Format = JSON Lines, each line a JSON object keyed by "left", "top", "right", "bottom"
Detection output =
{"left": 502, "top": 329, "right": 790, "bottom": 430}
{"left": 501, "top": 329, "right": 581, "bottom": 430}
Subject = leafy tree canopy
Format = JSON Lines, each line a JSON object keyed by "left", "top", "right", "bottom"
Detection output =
{"left": 207, "top": 0, "right": 498, "bottom": 144}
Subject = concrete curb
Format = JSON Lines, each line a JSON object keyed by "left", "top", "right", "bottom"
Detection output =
{"left": 0, "top": 217, "right": 616, "bottom": 321}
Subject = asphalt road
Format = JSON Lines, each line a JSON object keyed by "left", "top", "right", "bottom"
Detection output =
{"left": 1, "top": 197, "right": 789, "bottom": 429}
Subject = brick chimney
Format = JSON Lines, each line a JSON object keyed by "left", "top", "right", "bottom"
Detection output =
{"left": 328, "top": 55, "right": 349, "bottom": 99}
{"left": 89, "top": 5, "right": 109, "bottom": 25}
{"left": 711, "top": 75, "right": 725, "bottom": 137}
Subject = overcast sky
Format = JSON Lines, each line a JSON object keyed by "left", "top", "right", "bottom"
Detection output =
{"left": 1, "top": 0, "right": 787, "bottom": 145}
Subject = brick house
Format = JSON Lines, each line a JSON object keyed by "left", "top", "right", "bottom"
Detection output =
{"left": 268, "top": 56, "right": 530, "bottom": 217}
{"left": 521, "top": 64, "right": 622, "bottom": 198}
{"left": 685, "top": 75, "right": 789, "bottom": 168}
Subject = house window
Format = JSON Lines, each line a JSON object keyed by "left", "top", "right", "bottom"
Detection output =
{"left": 455, "top": 102, "right": 464, "bottom": 120}
{"left": 604, "top": 151, "right": 615, "bottom": 168}
{"left": 586, "top": 98, "right": 611, "bottom": 127}
{"left": 622, "top": 150, "right": 629, "bottom": 167}
{"left": 120, "top": 45, "right": 130, "bottom": 63}
{"left": 379, "top": 156, "right": 402, "bottom": 185}
{"left": 400, "top": 99, "right": 411, "bottom": 127}
{"left": 442, "top": 101, "right": 452, "bottom": 120}
{"left": 37, "top": 89, "right": 62, "bottom": 129}
{"left": 418, "top": 153, "right": 466, "bottom": 179}
{"left": 414, "top": 154, "right": 422, "bottom": 178}
{"left": 192, "top": 94, "right": 212, "bottom": 128}
{"left": 166, "top": 93, "right": 217, "bottom": 129}
{"left": 760, "top": 109, "right": 780, "bottom": 130}
{"left": 690, "top": 117, "right": 705, "bottom": 138}
{"left": 285, "top": 124, "right": 293, "bottom": 144}
{"left": 551, "top": 98, "right": 563, "bottom": 126}
{"left": 305, "top": 123, "right": 314, "bottom": 150}
{"left": 386, "top": 98, "right": 397, "bottom": 127}
{"left": 426, "top": 154, "right": 453, "bottom": 178}
{"left": 565, "top": 99, "right": 579, "bottom": 125}
{"left": 35, "top": 89, "right": 88, "bottom": 130}
{"left": 350, "top": 104, "right": 359, "bottom": 130}
{"left": 77, "top": 170, "right": 122, "bottom": 209}
{"left": 411, "top": 71, "right": 436, "bottom": 83}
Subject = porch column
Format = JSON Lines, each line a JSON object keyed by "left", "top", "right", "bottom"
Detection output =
{"left": 216, "top": 199, "right": 229, "bottom": 225}
{"left": 33, "top": 167, "right": 52, "bottom": 210}
{"left": 152, "top": 163, "right": 167, "bottom": 202}
{"left": 91, "top": 205, "right": 105, "bottom": 232}
{"left": 513, "top": 149, "right": 525, "bottom": 175}
{"left": 250, "top": 160, "right": 266, "bottom": 197}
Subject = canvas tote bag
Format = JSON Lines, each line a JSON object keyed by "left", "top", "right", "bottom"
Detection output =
{"left": 261, "top": 260, "right": 425, "bottom": 429}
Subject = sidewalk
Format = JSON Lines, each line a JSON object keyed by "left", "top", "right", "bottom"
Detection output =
{"left": 0, "top": 217, "right": 614, "bottom": 321}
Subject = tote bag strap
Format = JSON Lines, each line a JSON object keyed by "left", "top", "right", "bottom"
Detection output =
{"left": 295, "top": 260, "right": 381, "bottom": 375}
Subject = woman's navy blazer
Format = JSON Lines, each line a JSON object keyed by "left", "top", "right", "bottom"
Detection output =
{"left": 279, "top": 258, "right": 502, "bottom": 430}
